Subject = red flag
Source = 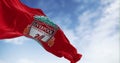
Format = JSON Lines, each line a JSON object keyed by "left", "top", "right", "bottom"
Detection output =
{"left": 0, "top": 0, "right": 82, "bottom": 63}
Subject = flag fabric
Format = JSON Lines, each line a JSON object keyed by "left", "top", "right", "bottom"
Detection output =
{"left": 0, "top": 0, "right": 82, "bottom": 63}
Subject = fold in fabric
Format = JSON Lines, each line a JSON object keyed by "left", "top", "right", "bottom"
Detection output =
{"left": 0, "top": 0, "right": 82, "bottom": 63}
{"left": 0, "top": 0, "right": 45, "bottom": 39}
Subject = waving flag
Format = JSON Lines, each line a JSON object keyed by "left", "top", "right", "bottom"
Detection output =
{"left": 0, "top": 0, "right": 82, "bottom": 63}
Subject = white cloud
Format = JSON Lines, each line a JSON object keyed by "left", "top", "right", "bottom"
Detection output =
{"left": 0, "top": 60, "right": 5, "bottom": 63}
{"left": 52, "top": 13, "right": 73, "bottom": 29}
{"left": 4, "top": 36, "right": 30, "bottom": 45}
{"left": 14, "top": 56, "right": 70, "bottom": 63}
{"left": 17, "top": 58, "right": 34, "bottom": 63}
{"left": 71, "top": 0, "right": 119, "bottom": 63}
{"left": 1, "top": 0, "right": 119, "bottom": 63}
{"left": 0, "top": 58, "right": 36, "bottom": 63}
{"left": 63, "top": 28, "right": 79, "bottom": 45}
{"left": 60, "top": 0, "right": 119, "bottom": 63}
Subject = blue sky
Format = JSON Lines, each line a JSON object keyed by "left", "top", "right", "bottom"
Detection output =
{"left": 0, "top": 0, "right": 119, "bottom": 63}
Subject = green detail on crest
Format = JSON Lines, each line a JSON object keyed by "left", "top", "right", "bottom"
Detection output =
{"left": 34, "top": 16, "right": 57, "bottom": 28}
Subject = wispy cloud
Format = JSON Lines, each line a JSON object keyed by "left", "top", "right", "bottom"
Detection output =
{"left": 4, "top": 36, "right": 30, "bottom": 45}
{"left": 62, "top": 0, "right": 119, "bottom": 63}
{"left": 0, "top": 58, "right": 34, "bottom": 63}
{"left": 0, "top": 60, "right": 6, "bottom": 63}
{"left": 0, "top": 57, "right": 69, "bottom": 63}
{"left": 1, "top": 0, "right": 119, "bottom": 63}
{"left": 17, "top": 58, "right": 34, "bottom": 63}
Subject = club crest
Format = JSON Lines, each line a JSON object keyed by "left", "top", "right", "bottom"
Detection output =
{"left": 24, "top": 15, "right": 59, "bottom": 42}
